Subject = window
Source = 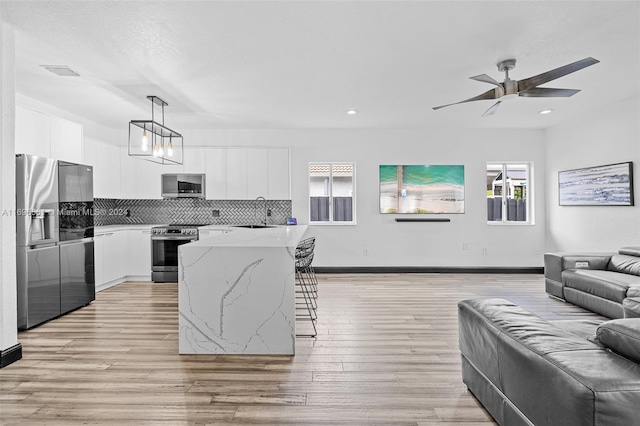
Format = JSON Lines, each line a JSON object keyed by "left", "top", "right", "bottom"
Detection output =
{"left": 309, "top": 163, "right": 355, "bottom": 224}
{"left": 486, "top": 163, "right": 533, "bottom": 224}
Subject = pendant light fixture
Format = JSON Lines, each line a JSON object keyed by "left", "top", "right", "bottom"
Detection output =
{"left": 128, "top": 95, "right": 183, "bottom": 165}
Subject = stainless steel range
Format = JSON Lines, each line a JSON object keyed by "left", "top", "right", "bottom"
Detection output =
{"left": 151, "top": 224, "right": 200, "bottom": 283}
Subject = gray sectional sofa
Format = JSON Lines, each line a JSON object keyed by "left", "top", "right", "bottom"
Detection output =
{"left": 458, "top": 298, "right": 640, "bottom": 426}
{"left": 544, "top": 246, "right": 640, "bottom": 318}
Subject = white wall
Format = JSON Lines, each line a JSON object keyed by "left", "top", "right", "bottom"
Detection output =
{"left": 545, "top": 95, "right": 640, "bottom": 252}
{"left": 0, "top": 22, "right": 18, "bottom": 355}
{"left": 183, "top": 127, "right": 547, "bottom": 267}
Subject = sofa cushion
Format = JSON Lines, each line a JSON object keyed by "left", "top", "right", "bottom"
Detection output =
{"left": 563, "top": 269, "right": 640, "bottom": 302}
{"left": 624, "top": 286, "right": 640, "bottom": 318}
{"left": 608, "top": 254, "right": 640, "bottom": 276}
{"left": 619, "top": 246, "right": 640, "bottom": 257}
{"left": 596, "top": 319, "right": 640, "bottom": 363}
{"left": 459, "top": 298, "right": 640, "bottom": 426}
{"left": 550, "top": 319, "right": 604, "bottom": 343}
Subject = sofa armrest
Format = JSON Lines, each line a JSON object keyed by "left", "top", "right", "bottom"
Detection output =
{"left": 544, "top": 252, "right": 614, "bottom": 299}
{"left": 545, "top": 252, "right": 613, "bottom": 279}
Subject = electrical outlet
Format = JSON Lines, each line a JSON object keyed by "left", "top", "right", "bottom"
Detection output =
{"left": 482, "top": 248, "right": 488, "bottom": 255}
{"left": 212, "top": 210, "right": 220, "bottom": 217}
{"left": 463, "top": 243, "right": 468, "bottom": 251}
{"left": 363, "top": 248, "right": 369, "bottom": 256}
{"left": 267, "top": 209, "right": 272, "bottom": 217}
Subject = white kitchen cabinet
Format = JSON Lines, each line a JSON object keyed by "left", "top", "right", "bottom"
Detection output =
{"left": 102, "top": 231, "right": 128, "bottom": 284}
{"left": 94, "top": 141, "right": 121, "bottom": 199}
{"left": 119, "top": 149, "right": 137, "bottom": 199}
{"left": 135, "top": 158, "right": 163, "bottom": 199}
{"left": 93, "top": 234, "right": 105, "bottom": 287}
{"left": 82, "top": 138, "right": 96, "bottom": 167}
{"left": 205, "top": 148, "right": 227, "bottom": 199}
{"left": 247, "top": 148, "right": 269, "bottom": 199}
{"left": 267, "top": 148, "right": 290, "bottom": 199}
{"left": 128, "top": 229, "right": 152, "bottom": 277}
{"left": 50, "top": 116, "right": 83, "bottom": 164}
{"left": 225, "top": 148, "right": 248, "bottom": 199}
{"left": 15, "top": 105, "right": 51, "bottom": 158}
{"left": 182, "top": 148, "right": 207, "bottom": 174}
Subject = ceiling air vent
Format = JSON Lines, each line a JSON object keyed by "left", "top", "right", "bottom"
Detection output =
{"left": 40, "top": 65, "right": 80, "bottom": 77}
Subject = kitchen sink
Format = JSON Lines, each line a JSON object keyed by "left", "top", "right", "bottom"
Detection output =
{"left": 232, "top": 225, "right": 277, "bottom": 229}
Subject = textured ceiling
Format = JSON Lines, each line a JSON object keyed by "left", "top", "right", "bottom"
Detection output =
{"left": 1, "top": 1, "right": 639, "bottom": 132}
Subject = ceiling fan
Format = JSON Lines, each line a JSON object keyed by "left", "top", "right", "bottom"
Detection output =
{"left": 433, "top": 57, "right": 599, "bottom": 116}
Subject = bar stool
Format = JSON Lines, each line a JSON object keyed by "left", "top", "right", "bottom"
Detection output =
{"left": 295, "top": 237, "right": 317, "bottom": 337}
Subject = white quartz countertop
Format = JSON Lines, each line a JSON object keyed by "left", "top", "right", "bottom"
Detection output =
{"left": 95, "top": 224, "right": 162, "bottom": 233}
{"left": 190, "top": 225, "right": 308, "bottom": 248}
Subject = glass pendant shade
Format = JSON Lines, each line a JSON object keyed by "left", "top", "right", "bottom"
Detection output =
{"left": 128, "top": 96, "right": 183, "bottom": 165}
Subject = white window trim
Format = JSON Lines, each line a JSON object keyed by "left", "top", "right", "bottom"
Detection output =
{"left": 309, "top": 162, "right": 356, "bottom": 225}
{"left": 486, "top": 161, "right": 535, "bottom": 226}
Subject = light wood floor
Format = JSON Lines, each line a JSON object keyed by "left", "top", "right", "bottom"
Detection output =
{"left": 1, "top": 273, "right": 603, "bottom": 425}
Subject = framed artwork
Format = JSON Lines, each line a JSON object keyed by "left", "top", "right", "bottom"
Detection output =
{"left": 379, "top": 165, "right": 464, "bottom": 214}
{"left": 558, "top": 162, "right": 634, "bottom": 206}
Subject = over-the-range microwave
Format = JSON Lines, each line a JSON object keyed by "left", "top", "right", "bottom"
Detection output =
{"left": 161, "top": 174, "right": 206, "bottom": 198}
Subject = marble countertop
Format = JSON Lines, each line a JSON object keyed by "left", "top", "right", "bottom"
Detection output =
{"left": 191, "top": 225, "right": 308, "bottom": 248}
{"left": 94, "top": 224, "right": 308, "bottom": 249}
{"left": 94, "top": 224, "right": 163, "bottom": 233}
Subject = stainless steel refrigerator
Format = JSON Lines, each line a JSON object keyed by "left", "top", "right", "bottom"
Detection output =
{"left": 16, "top": 154, "right": 95, "bottom": 330}
{"left": 58, "top": 160, "right": 95, "bottom": 315}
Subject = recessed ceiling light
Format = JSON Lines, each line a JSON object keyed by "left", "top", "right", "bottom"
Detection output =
{"left": 346, "top": 109, "right": 358, "bottom": 115}
{"left": 40, "top": 65, "right": 80, "bottom": 77}
{"left": 539, "top": 109, "right": 553, "bottom": 115}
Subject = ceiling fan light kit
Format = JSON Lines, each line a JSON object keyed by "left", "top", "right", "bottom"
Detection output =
{"left": 433, "top": 57, "right": 599, "bottom": 116}
{"left": 128, "top": 95, "right": 183, "bottom": 165}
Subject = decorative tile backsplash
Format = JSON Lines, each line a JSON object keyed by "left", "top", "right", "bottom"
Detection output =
{"left": 94, "top": 198, "right": 292, "bottom": 226}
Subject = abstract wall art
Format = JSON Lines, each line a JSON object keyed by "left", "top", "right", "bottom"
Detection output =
{"left": 379, "top": 165, "right": 465, "bottom": 214}
{"left": 558, "top": 162, "right": 634, "bottom": 206}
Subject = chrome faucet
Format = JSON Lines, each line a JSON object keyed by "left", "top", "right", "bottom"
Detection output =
{"left": 254, "top": 196, "right": 268, "bottom": 225}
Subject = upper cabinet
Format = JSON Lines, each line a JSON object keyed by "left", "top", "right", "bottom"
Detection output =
{"left": 267, "top": 148, "right": 290, "bottom": 200}
{"left": 135, "top": 158, "right": 164, "bottom": 199}
{"left": 247, "top": 148, "right": 269, "bottom": 199}
{"left": 205, "top": 148, "right": 227, "bottom": 200}
{"left": 50, "top": 116, "right": 83, "bottom": 163}
{"left": 222, "top": 147, "right": 291, "bottom": 200}
{"left": 225, "top": 148, "right": 249, "bottom": 199}
{"left": 93, "top": 140, "right": 121, "bottom": 199}
{"left": 15, "top": 106, "right": 51, "bottom": 158}
{"left": 15, "top": 106, "right": 82, "bottom": 163}
{"left": 119, "top": 148, "right": 137, "bottom": 199}
{"left": 182, "top": 148, "right": 206, "bottom": 174}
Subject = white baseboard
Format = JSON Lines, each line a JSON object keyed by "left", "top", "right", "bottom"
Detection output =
{"left": 96, "top": 275, "right": 153, "bottom": 293}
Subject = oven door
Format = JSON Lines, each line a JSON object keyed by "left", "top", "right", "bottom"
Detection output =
{"left": 151, "top": 236, "right": 196, "bottom": 272}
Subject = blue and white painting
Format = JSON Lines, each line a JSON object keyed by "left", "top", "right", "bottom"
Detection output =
{"left": 558, "top": 162, "right": 634, "bottom": 206}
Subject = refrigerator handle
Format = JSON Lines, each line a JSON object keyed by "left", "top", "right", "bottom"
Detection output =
{"left": 58, "top": 237, "right": 94, "bottom": 245}
{"left": 28, "top": 243, "right": 58, "bottom": 250}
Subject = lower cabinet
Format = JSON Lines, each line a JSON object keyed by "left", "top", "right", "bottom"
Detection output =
{"left": 93, "top": 229, "right": 137, "bottom": 291}
{"left": 94, "top": 234, "right": 105, "bottom": 287}
{"left": 129, "top": 229, "right": 152, "bottom": 277}
{"left": 103, "top": 231, "right": 128, "bottom": 283}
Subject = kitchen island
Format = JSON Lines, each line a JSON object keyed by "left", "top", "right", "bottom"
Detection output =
{"left": 178, "top": 225, "right": 308, "bottom": 355}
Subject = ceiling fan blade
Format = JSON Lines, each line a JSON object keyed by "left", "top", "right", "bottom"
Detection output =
{"left": 433, "top": 88, "right": 499, "bottom": 110}
{"left": 470, "top": 74, "right": 502, "bottom": 87}
{"left": 517, "top": 57, "right": 599, "bottom": 92}
{"left": 482, "top": 101, "right": 501, "bottom": 117}
{"left": 519, "top": 87, "right": 581, "bottom": 97}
